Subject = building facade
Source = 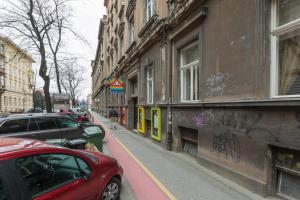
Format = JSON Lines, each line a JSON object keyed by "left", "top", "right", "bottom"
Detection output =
{"left": 92, "top": 0, "right": 300, "bottom": 199}
{"left": 0, "top": 40, "right": 6, "bottom": 112}
{"left": 0, "top": 35, "right": 35, "bottom": 113}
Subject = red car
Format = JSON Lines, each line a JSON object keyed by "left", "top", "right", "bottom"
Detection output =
{"left": 0, "top": 138, "right": 123, "bottom": 200}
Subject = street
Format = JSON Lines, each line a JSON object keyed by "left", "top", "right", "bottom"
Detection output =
{"left": 91, "top": 111, "right": 275, "bottom": 200}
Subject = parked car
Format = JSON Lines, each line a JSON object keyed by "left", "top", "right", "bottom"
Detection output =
{"left": 0, "top": 138, "right": 123, "bottom": 200}
{"left": 59, "top": 108, "right": 73, "bottom": 114}
{"left": 0, "top": 113, "right": 105, "bottom": 140}
{"left": 25, "top": 107, "right": 43, "bottom": 113}
{"left": 60, "top": 112, "right": 89, "bottom": 123}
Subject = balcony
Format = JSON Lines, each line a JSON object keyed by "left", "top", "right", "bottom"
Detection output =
{"left": 0, "top": 43, "right": 4, "bottom": 57}
{"left": 0, "top": 67, "right": 4, "bottom": 75}
{"left": 0, "top": 85, "right": 5, "bottom": 94}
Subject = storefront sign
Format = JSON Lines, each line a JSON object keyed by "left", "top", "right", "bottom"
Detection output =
{"left": 151, "top": 107, "right": 161, "bottom": 141}
{"left": 138, "top": 107, "right": 145, "bottom": 134}
{"left": 109, "top": 78, "right": 124, "bottom": 94}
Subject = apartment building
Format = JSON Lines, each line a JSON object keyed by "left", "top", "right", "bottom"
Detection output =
{"left": 0, "top": 35, "right": 35, "bottom": 113}
{"left": 92, "top": 1, "right": 300, "bottom": 199}
{"left": 0, "top": 40, "right": 5, "bottom": 112}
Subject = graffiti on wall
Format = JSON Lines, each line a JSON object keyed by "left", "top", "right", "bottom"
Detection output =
{"left": 192, "top": 112, "right": 210, "bottom": 128}
{"left": 206, "top": 72, "right": 235, "bottom": 96}
{"left": 212, "top": 131, "right": 240, "bottom": 162}
{"left": 210, "top": 111, "right": 280, "bottom": 162}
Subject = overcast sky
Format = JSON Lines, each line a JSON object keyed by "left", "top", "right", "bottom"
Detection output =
{"left": 0, "top": 0, "right": 106, "bottom": 100}
{"left": 49, "top": 0, "right": 106, "bottom": 99}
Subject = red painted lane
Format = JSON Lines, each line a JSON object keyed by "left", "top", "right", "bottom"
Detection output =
{"left": 92, "top": 116, "right": 170, "bottom": 200}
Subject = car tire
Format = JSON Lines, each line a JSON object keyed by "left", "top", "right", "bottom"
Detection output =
{"left": 101, "top": 177, "right": 121, "bottom": 200}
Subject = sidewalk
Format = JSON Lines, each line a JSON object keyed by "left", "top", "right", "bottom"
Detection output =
{"left": 90, "top": 111, "right": 276, "bottom": 200}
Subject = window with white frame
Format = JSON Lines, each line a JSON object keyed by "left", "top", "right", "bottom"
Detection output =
{"left": 146, "top": 67, "right": 153, "bottom": 104}
{"left": 129, "top": 17, "right": 135, "bottom": 44}
{"left": 271, "top": 0, "right": 300, "bottom": 97}
{"left": 144, "top": 0, "right": 155, "bottom": 23}
{"left": 180, "top": 42, "right": 199, "bottom": 102}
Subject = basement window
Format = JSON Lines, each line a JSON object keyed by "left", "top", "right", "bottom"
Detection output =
{"left": 180, "top": 127, "right": 198, "bottom": 157}
{"left": 273, "top": 146, "right": 300, "bottom": 200}
{"left": 277, "top": 170, "right": 300, "bottom": 200}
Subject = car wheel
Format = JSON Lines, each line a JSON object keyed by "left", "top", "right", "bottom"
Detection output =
{"left": 101, "top": 177, "right": 121, "bottom": 200}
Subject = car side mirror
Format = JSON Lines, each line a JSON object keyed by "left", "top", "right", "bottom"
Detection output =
{"left": 81, "top": 169, "right": 92, "bottom": 180}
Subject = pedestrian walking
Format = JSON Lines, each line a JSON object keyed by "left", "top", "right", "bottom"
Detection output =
{"left": 108, "top": 107, "right": 119, "bottom": 129}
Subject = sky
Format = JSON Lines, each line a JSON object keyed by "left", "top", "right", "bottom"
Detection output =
{"left": 48, "top": 0, "right": 106, "bottom": 99}
{"left": 1, "top": 0, "right": 106, "bottom": 100}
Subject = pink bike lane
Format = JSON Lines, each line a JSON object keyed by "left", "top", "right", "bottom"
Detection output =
{"left": 91, "top": 113, "right": 172, "bottom": 200}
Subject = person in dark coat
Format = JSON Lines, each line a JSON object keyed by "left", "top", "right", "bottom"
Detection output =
{"left": 108, "top": 107, "right": 119, "bottom": 129}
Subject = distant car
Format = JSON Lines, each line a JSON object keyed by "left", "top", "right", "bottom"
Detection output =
{"left": 25, "top": 107, "right": 43, "bottom": 113}
{"left": 0, "top": 113, "right": 105, "bottom": 140}
{"left": 59, "top": 108, "right": 73, "bottom": 114}
{"left": 0, "top": 138, "right": 123, "bottom": 200}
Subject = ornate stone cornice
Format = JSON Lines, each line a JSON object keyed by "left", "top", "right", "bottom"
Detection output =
{"left": 125, "top": 41, "right": 137, "bottom": 56}
{"left": 138, "top": 14, "right": 159, "bottom": 41}
{"left": 168, "top": 0, "right": 207, "bottom": 27}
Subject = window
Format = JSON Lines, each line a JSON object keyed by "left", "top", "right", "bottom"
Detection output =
{"left": 271, "top": 0, "right": 300, "bottom": 97}
{"left": 120, "top": 37, "right": 124, "bottom": 58}
{"left": 35, "top": 117, "right": 57, "bottom": 130}
{"left": 16, "top": 154, "right": 85, "bottom": 198}
{"left": 146, "top": 67, "right": 153, "bottom": 104}
{"left": 0, "top": 43, "right": 4, "bottom": 54}
{"left": 0, "top": 59, "right": 4, "bottom": 68}
{"left": 28, "top": 118, "right": 38, "bottom": 131}
{"left": 55, "top": 117, "right": 78, "bottom": 128}
{"left": 133, "top": 79, "right": 138, "bottom": 95}
{"left": 76, "top": 157, "right": 92, "bottom": 175}
{"left": 160, "top": 46, "right": 166, "bottom": 101}
{"left": 129, "top": 17, "right": 135, "bottom": 44}
{"left": 277, "top": 170, "right": 300, "bottom": 200}
{"left": 0, "top": 119, "right": 29, "bottom": 133}
{"left": 144, "top": 0, "right": 155, "bottom": 23}
{"left": 180, "top": 42, "right": 199, "bottom": 102}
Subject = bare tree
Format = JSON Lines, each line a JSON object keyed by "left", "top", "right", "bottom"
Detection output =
{"left": 45, "top": 0, "right": 84, "bottom": 94}
{"left": 0, "top": 0, "right": 72, "bottom": 112}
{"left": 60, "top": 60, "right": 84, "bottom": 108}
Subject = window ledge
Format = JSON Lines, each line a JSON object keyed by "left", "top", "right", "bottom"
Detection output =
{"left": 125, "top": 41, "right": 136, "bottom": 54}
{"left": 138, "top": 14, "right": 159, "bottom": 39}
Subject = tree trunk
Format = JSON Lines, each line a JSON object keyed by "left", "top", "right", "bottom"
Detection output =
{"left": 43, "top": 78, "right": 52, "bottom": 112}
{"left": 54, "top": 56, "right": 62, "bottom": 93}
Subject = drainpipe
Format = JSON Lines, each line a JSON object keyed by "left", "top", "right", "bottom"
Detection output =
{"left": 166, "top": 29, "right": 173, "bottom": 151}
{"left": 166, "top": 103, "right": 172, "bottom": 151}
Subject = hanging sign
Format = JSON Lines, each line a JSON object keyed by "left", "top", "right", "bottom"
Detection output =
{"left": 109, "top": 78, "right": 124, "bottom": 94}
